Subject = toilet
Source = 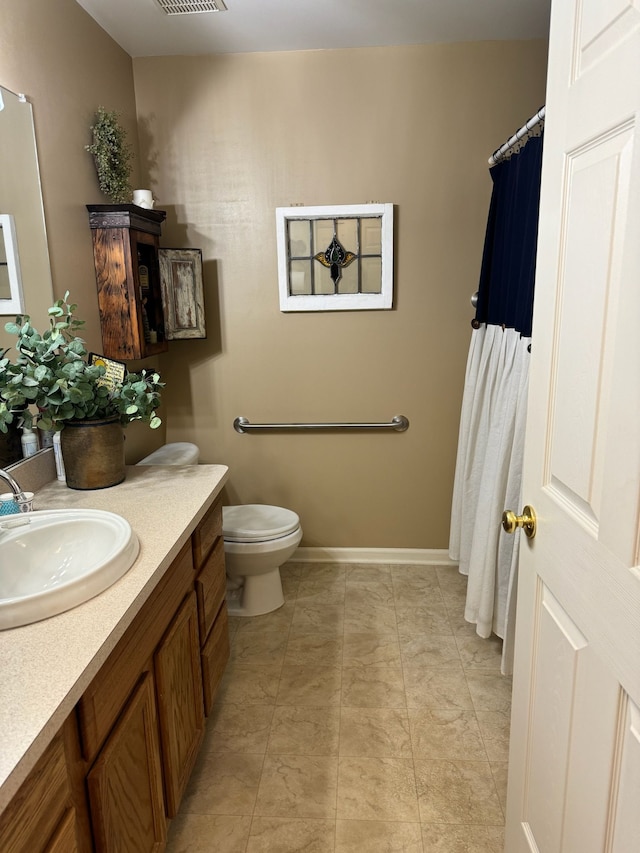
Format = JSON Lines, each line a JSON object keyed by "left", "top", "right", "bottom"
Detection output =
{"left": 223, "top": 504, "right": 302, "bottom": 617}
{"left": 137, "top": 443, "right": 302, "bottom": 618}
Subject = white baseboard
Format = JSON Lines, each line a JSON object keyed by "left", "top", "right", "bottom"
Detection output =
{"left": 291, "top": 547, "right": 457, "bottom": 566}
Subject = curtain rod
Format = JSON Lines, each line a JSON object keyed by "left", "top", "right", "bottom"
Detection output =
{"left": 488, "top": 106, "right": 545, "bottom": 166}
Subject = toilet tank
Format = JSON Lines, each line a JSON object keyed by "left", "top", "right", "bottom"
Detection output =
{"left": 137, "top": 442, "right": 200, "bottom": 465}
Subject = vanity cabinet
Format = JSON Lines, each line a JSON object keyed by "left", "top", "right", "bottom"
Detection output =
{"left": 0, "top": 494, "right": 229, "bottom": 853}
{"left": 87, "top": 205, "right": 168, "bottom": 361}
{"left": 76, "top": 496, "right": 226, "bottom": 851}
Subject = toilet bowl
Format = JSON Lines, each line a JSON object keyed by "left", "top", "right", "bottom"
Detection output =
{"left": 137, "top": 445, "right": 301, "bottom": 618}
{"left": 223, "top": 504, "right": 302, "bottom": 617}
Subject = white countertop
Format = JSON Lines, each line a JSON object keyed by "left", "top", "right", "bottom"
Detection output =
{"left": 0, "top": 463, "right": 229, "bottom": 814}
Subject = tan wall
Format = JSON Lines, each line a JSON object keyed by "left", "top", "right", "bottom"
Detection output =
{"left": 1, "top": 0, "right": 164, "bottom": 462}
{"left": 133, "top": 42, "right": 547, "bottom": 548}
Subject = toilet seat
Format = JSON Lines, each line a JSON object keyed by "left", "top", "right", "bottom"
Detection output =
{"left": 223, "top": 504, "right": 300, "bottom": 543}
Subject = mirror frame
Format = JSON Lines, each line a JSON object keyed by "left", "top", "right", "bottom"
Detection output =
{"left": 0, "top": 86, "right": 53, "bottom": 328}
{"left": 0, "top": 213, "right": 25, "bottom": 314}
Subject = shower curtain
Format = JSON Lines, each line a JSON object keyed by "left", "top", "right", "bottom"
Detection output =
{"left": 449, "top": 130, "right": 544, "bottom": 676}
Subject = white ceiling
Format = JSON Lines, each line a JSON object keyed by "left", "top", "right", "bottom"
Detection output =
{"left": 74, "top": 0, "right": 551, "bottom": 58}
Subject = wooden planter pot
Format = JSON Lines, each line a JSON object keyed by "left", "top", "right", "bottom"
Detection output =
{"left": 60, "top": 416, "right": 125, "bottom": 490}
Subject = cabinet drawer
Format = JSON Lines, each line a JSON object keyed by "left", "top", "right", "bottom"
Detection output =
{"left": 201, "top": 603, "right": 230, "bottom": 716}
{"left": 192, "top": 498, "right": 222, "bottom": 569}
{"left": 78, "top": 540, "right": 194, "bottom": 762}
{"left": 195, "top": 536, "right": 226, "bottom": 641}
{"left": 0, "top": 733, "right": 71, "bottom": 853}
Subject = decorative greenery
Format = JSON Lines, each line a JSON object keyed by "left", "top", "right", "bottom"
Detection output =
{"left": 0, "top": 293, "right": 163, "bottom": 434}
{"left": 85, "top": 107, "right": 133, "bottom": 203}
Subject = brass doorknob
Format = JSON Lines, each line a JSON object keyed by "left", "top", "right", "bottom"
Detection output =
{"left": 502, "top": 505, "right": 537, "bottom": 539}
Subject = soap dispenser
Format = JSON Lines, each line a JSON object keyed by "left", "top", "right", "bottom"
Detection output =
{"left": 20, "top": 426, "right": 39, "bottom": 458}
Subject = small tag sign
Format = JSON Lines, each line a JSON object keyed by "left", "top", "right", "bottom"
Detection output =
{"left": 88, "top": 353, "right": 127, "bottom": 392}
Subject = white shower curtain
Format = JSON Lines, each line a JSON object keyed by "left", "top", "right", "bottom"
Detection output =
{"left": 449, "top": 123, "right": 543, "bottom": 676}
{"left": 449, "top": 324, "right": 531, "bottom": 675}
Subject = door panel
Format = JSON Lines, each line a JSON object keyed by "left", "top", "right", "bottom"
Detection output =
{"left": 548, "top": 126, "right": 633, "bottom": 532}
{"left": 578, "top": 1, "right": 640, "bottom": 76}
{"left": 525, "top": 587, "right": 587, "bottom": 852}
{"left": 611, "top": 698, "right": 640, "bottom": 851}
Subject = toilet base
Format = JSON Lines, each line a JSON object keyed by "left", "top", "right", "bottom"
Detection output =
{"left": 225, "top": 568, "right": 285, "bottom": 617}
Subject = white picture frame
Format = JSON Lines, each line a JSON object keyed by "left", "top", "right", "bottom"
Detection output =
{"left": 0, "top": 214, "right": 25, "bottom": 315}
{"left": 276, "top": 203, "right": 394, "bottom": 312}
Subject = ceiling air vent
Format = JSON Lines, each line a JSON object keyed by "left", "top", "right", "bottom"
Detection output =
{"left": 155, "top": 0, "right": 228, "bottom": 14}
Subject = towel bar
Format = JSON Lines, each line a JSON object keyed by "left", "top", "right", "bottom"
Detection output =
{"left": 233, "top": 415, "right": 409, "bottom": 434}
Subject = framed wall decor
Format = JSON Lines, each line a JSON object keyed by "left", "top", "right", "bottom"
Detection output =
{"left": 276, "top": 203, "right": 394, "bottom": 312}
{"left": 159, "top": 247, "right": 206, "bottom": 339}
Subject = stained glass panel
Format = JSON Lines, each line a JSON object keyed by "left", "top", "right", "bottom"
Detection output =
{"left": 276, "top": 204, "right": 393, "bottom": 311}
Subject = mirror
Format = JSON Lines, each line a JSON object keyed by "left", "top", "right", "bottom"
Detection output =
{"left": 0, "top": 86, "right": 53, "bottom": 328}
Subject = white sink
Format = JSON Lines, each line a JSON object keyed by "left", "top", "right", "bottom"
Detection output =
{"left": 0, "top": 508, "right": 139, "bottom": 630}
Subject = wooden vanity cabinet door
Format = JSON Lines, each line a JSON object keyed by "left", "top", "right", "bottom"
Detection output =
{"left": 154, "top": 590, "right": 205, "bottom": 818}
{"left": 0, "top": 732, "right": 72, "bottom": 853}
{"left": 87, "top": 672, "right": 166, "bottom": 853}
{"left": 46, "top": 809, "right": 78, "bottom": 853}
{"left": 201, "top": 602, "right": 230, "bottom": 715}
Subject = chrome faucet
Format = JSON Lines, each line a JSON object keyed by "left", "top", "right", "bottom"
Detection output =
{"left": 0, "top": 468, "right": 32, "bottom": 511}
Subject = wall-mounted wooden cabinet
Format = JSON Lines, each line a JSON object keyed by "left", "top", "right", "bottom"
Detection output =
{"left": 87, "top": 205, "right": 169, "bottom": 361}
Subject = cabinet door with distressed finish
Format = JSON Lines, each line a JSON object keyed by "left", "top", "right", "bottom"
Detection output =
{"left": 87, "top": 673, "right": 166, "bottom": 853}
{"left": 154, "top": 591, "right": 205, "bottom": 817}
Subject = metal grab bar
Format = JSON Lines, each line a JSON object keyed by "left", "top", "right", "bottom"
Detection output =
{"left": 234, "top": 415, "right": 409, "bottom": 434}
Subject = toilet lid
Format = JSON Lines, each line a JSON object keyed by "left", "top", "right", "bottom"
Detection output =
{"left": 137, "top": 442, "right": 199, "bottom": 465}
{"left": 223, "top": 504, "right": 300, "bottom": 542}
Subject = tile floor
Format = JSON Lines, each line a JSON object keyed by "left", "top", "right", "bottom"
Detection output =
{"left": 166, "top": 562, "right": 511, "bottom": 852}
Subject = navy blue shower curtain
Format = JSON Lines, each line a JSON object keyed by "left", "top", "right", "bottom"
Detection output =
{"left": 474, "top": 133, "right": 544, "bottom": 337}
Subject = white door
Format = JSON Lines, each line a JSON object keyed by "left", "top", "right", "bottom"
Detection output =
{"left": 505, "top": 1, "right": 640, "bottom": 851}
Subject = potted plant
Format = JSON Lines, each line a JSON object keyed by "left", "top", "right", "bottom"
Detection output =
{"left": 0, "top": 293, "right": 163, "bottom": 489}
{"left": 85, "top": 106, "right": 134, "bottom": 204}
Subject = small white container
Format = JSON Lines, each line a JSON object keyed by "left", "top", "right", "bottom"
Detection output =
{"left": 21, "top": 427, "right": 39, "bottom": 458}
{"left": 53, "top": 431, "right": 66, "bottom": 482}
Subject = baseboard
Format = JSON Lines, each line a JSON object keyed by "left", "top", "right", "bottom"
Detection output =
{"left": 291, "top": 547, "right": 457, "bottom": 566}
